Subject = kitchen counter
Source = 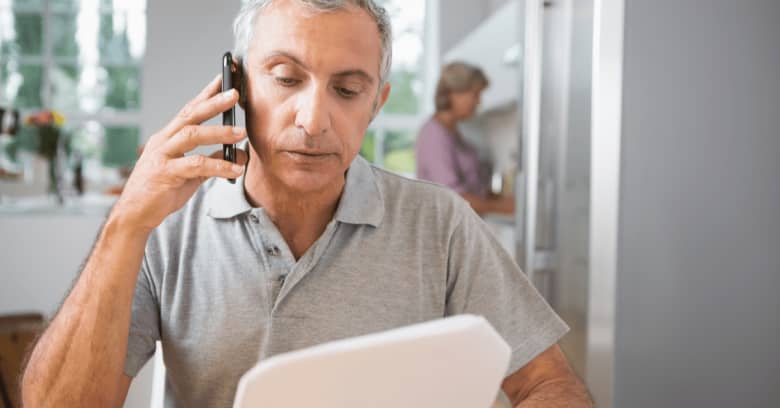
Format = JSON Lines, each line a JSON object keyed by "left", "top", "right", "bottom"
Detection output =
{"left": 482, "top": 213, "right": 517, "bottom": 259}
{"left": 0, "top": 193, "right": 116, "bottom": 216}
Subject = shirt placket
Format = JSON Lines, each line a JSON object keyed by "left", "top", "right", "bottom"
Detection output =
{"left": 272, "top": 219, "right": 339, "bottom": 311}
{"left": 244, "top": 210, "right": 295, "bottom": 309}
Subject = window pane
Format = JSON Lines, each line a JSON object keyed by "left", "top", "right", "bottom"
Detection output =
{"left": 99, "top": 11, "right": 146, "bottom": 64}
{"left": 50, "top": 0, "right": 146, "bottom": 12}
{"left": 383, "top": 130, "right": 415, "bottom": 174}
{"left": 376, "top": 0, "right": 425, "bottom": 115}
{"left": 15, "top": 13, "right": 43, "bottom": 56}
{"left": 52, "top": 11, "right": 145, "bottom": 62}
{"left": 50, "top": 12, "right": 79, "bottom": 58}
{"left": 102, "top": 126, "right": 139, "bottom": 167}
{"left": 382, "top": 69, "right": 420, "bottom": 114}
{"left": 49, "top": 0, "right": 79, "bottom": 9}
{"left": 360, "top": 130, "right": 376, "bottom": 163}
{"left": 49, "top": 64, "right": 140, "bottom": 112}
{"left": 11, "top": 0, "right": 44, "bottom": 8}
{"left": 0, "top": 12, "right": 43, "bottom": 56}
{"left": 50, "top": 0, "right": 110, "bottom": 10}
{"left": 105, "top": 65, "right": 140, "bottom": 110}
{"left": 15, "top": 64, "right": 44, "bottom": 109}
{"left": 49, "top": 64, "right": 79, "bottom": 111}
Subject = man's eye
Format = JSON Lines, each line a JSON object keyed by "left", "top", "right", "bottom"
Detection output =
{"left": 336, "top": 87, "right": 359, "bottom": 98}
{"left": 275, "top": 77, "right": 300, "bottom": 87}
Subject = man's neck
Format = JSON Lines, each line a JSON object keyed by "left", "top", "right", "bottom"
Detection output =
{"left": 243, "top": 154, "right": 344, "bottom": 260}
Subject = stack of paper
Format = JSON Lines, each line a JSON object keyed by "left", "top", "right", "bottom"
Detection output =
{"left": 233, "top": 314, "right": 511, "bottom": 408}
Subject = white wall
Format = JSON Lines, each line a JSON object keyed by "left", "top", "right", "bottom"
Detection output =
{"left": 141, "top": 0, "right": 242, "bottom": 141}
{"left": 438, "top": 0, "right": 511, "bottom": 56}
{"left": 0, "top": 214, "right": 157, "bottom": 408}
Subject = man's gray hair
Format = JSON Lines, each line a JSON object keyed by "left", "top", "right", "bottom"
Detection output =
{"left": 233, "top": 0, "right": 393, "bottom": 84}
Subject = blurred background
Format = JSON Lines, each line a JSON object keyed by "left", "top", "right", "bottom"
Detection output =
{"left": 0, "top": 0, "right": 778, "bottom": 407}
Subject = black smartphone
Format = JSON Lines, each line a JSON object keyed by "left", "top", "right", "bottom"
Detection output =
{"left": 222, "top": 51, "right": 237, "bottom": 183}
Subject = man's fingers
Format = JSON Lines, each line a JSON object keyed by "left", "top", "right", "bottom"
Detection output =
{"left": 177, "top": 87, "right": 238, "bottom": 127}
{"left": 167, "top": 154, "right": 245, "bottom": 180}
{"left": 163, "top": 125, "right": 246, "bottom": 157}
{"left": 163, "top": 86, "right": 239, "bottom": 137}
{"left": 210, "top": 147, "right": 249, "bottom": 166}
{"left": 146, "top": 75, "right": 231, "bottom": 151}
{"left": 193, "top": 74, "right": 224, "bottom": 105}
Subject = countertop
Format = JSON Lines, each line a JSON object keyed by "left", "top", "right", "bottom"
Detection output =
{"left": 0, "top": 193, "right": 116, "bottom": 216}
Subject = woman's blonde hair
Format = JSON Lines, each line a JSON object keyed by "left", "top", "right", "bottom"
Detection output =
{"left": 434, "top": 62, "right": 489, "bottom": 112}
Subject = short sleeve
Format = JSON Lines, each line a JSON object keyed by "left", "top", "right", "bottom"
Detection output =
{"left": 445, "top": 208, "right": 569, "bottom": 375}
{"left": 123, "top": 254, "right": 161, "bottom": 377}
{"left": 416, "top": 123, "right": 466, "bottom": 193}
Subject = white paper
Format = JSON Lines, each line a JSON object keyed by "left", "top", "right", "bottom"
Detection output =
{"left": 233, "top": 314, "right": 511, "bottom": 408}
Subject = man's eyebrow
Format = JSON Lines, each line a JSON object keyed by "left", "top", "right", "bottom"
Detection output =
{"left": 261, "top": 51, "right": 375, "bottom": 85}
{"left": 262, "top": 51, "right": 309, "bottom": 70}
{"left": 333, "top": 69, "right": 375, "bottom": 85}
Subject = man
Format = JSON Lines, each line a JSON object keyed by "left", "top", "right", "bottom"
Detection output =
{"left": 21, "top": 1, "right": 592, "bottom": 407}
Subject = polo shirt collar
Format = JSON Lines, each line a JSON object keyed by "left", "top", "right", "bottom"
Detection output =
{"left": 333, "top": 155, "right": 384, "bottom": 227}
{"left": 205, "top": 153, "right": 384, "bottom": 227}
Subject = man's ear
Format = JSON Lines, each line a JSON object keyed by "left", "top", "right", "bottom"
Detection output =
{"left": 234, "top": 58, "right": 247, "bottom": 110}
{"left": 371, "top": 82, "right": 391, "bottom": 120}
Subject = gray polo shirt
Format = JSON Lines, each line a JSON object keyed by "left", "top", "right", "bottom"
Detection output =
{"left": 124, "top": 154, "right": 568, "bottom": 408}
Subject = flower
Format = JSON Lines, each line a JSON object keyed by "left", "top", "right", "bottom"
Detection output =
{"left": 24, "top": 110, "right": 66, "bottom": 127}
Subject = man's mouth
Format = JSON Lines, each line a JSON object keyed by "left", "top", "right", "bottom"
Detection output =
{"left": 283, "top": 150, "right": 335, "bottom": 161}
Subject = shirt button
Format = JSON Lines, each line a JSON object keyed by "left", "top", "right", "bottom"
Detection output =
{"left": 248, "top": 214, "right": 259, "bottom": 223}
{"left": 266, "top": 246, "right": 281, "bottom": 256}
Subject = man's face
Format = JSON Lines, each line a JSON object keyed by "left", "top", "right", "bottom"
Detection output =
{"left": 242, "top": 0, "right": 390, "bottom": 193}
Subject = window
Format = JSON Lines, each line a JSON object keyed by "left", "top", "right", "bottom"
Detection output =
{"left": 0, "top": 0, "right": 146, "bottom": 190}
{"left": 362, "top": 0, "right": 429, "bottom": 177}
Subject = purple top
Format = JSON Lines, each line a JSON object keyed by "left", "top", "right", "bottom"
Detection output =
{"left": 415, "top": 118, "right": 487, "bottom": 197}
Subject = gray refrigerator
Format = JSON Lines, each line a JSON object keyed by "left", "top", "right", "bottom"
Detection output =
{"left": 513, "top": 1, "right": 780, "bottom": 407}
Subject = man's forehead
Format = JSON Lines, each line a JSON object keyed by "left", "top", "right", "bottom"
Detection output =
{"left": 250, "top": 0, "right": 382, "bottom": 80}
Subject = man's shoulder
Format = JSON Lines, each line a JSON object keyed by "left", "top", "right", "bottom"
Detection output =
{"left": 367, "top": 163, "right": 474, "bottom": 223}
{"left": 148, "top": 178, "right": 215, "bottom": 244}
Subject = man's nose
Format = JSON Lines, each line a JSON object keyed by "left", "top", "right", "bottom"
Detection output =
{"left": 294, "top": 84, "right": 332, "bottom": 136}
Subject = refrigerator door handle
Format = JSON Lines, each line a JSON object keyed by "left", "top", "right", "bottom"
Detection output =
{"left": 515, "top": 0, "right": 545, "bottom": 283}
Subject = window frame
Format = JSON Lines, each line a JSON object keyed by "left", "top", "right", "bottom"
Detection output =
{"left": 363, "top": 0, "right": 436, "bottom": 177}
{"left": 6, "top": 0, "right": 145, "bottom": 126}
{"left": 0, "top": 0, "right": 147, "bottom": 186}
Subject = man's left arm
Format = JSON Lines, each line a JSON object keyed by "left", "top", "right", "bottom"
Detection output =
{"left": 502, "top": 345, "right": 592, "bottom": 407}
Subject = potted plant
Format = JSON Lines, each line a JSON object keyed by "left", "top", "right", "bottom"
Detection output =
{"left": 19, "top": 111, "right": 69, "bottom": 202}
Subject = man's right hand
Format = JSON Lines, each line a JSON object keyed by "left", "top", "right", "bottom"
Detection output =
{"left": 111, "top": 74, "right": 247, "bottom": 235}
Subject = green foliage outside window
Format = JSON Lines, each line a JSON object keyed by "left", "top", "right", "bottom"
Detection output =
{"left": 383, "top": 130, "right": 415, "bottom": 174}
{"left": 15, "top": 65, "right": 44, "bottom": 109}
{"left": 360, "top": 130, "right": 376, "bottom": 163}
{"left": 10, "top": 12, "right": 43, "bottom": 56}
{"left": 382, "top": 70, "right": 419, "bottom": 115}
{"left": 50, "top": 13, "right": 79, "bottom": 57}
{"left": 105, "top": 66, "right": 141, "bottom": 110}
{"left": 102, "top": 126, "right": 139, "bottom": 168}
{"left": 11, "top": 0, "right": 43, "bottom": 7}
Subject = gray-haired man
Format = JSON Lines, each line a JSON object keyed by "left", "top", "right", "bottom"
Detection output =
{"left": 22, "top": 1, "right": 591, "bottom": 406}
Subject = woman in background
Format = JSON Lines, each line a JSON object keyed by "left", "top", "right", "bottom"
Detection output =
{"left": 416, "top": 62, "right": 514, "bottom": 215}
